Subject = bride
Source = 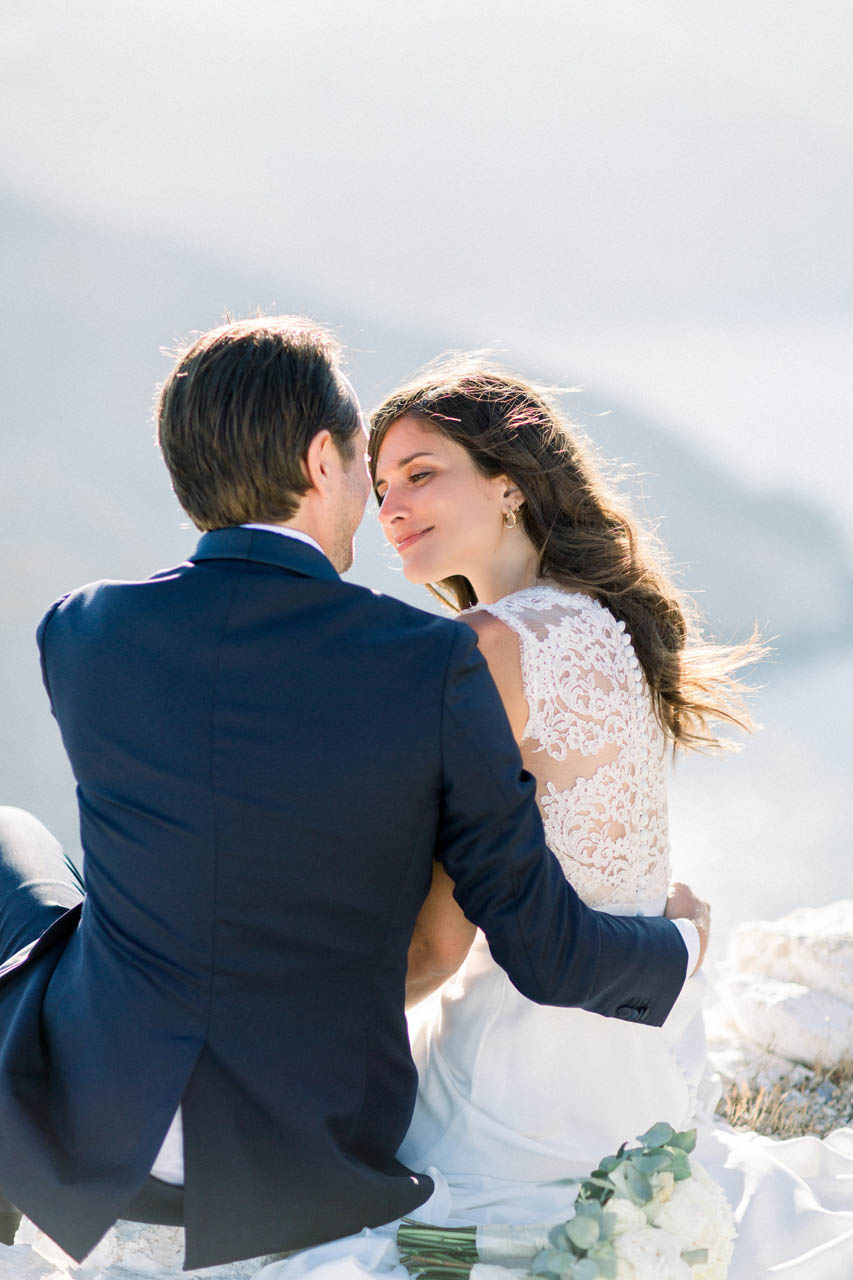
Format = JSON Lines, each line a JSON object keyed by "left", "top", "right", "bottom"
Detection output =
{"left": 363, "top": 358, "right": 853, "bottom": 1279}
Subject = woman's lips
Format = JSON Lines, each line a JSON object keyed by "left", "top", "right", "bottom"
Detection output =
{"left": 395, "top": 528, "right": 433, "bottom": 553}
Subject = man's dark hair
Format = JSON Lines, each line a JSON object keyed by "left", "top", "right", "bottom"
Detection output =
{"left": 156, "top": 316, "right": 360, "bottom": 530}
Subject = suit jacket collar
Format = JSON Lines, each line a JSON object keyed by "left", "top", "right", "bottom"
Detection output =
{"left": 190, "top": 526, "right": 341, "bottom": 583}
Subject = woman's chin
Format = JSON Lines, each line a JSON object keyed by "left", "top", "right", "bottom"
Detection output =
{"left": 401, "top": 561, "right": 433, "bottom": 586}
{"left": 398, "top": 545, "right": 461, "bottom": 586}
{"left": 402, "top": 553, "right": 465, "bottom": 587}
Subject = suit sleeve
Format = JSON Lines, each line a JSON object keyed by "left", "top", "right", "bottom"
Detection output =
{"left": 435, "top": 623, "right": 688, "bottom": 1027}
{"left": 36, "top": 596, "right": 70, "bottom": 717}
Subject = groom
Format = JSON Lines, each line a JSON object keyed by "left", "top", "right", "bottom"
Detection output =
{"left": 0, "top": 316, "right": 706, "bottom": 1270}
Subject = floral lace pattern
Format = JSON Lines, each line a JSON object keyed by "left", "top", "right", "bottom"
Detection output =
{"left": 471, "top": 585, "right": 670, "bottom": 909}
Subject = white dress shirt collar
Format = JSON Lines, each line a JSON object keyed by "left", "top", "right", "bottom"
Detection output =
{"left": 240, "top": 523, "right": 326, "bottom": 559}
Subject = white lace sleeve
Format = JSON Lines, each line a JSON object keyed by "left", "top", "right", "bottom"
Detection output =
{"left": 472, "top": 586, "right": 671, "bottom": 911}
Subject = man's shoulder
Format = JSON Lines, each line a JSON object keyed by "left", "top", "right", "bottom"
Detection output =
{"left": 38, "top": 564, "right": 479, "bottom": 675}
{"left": 37, "top": 561, "right": 190, "bottom": 638}
{"left": 37, "top": 579, "right": 115, "bottom": 637}
{"left": 337, "top": 579, "right": 473, "bottom": 651}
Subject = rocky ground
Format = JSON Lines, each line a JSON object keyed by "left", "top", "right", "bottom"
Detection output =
{"left": 712, "top": 1043, "right": 853, "bottom": 1139}
{"left": 706, "top": 899, "right": 853, "bottom": 1140}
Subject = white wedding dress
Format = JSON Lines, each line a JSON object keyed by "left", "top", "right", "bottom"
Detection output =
{"left": 398, "top": 584, "right": 712, "bottom": 1223}
{"left": 252, "top": 585, "right": 853, "bottom": 1280}
{"left": 6, "top": 586, "right": 852, "bottom": 1279}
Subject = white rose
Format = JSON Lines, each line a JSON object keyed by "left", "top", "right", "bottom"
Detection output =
{"left": 651, "top": 1162, "right": 736, "bottom": 1280}
{"left": 648, "top": 1170, "right": 676, "bottom": 1206}
{"left": 607, "top": 1195, "right": 648, "bottom": 1236}
{"left": 614, "top": 1227, "right": 693, "bottom": 1279}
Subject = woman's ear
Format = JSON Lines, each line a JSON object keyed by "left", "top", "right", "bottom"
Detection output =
{"left": 501, "top": 478, "right": 525, "bottom": 509}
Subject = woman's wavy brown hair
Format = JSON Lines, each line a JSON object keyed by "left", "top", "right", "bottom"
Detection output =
{"left": 369, "top": 355, "right": 764, "bottom": 752}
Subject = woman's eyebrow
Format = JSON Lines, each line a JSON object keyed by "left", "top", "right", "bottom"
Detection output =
{"left": 375, "top": 451, "right": 438, "bottom": 486}
{"left": 396, "top": 451, "right": 438, "bottom": 468}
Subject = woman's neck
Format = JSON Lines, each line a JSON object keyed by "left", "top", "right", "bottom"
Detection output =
{"left": 467, "top": 540, "right": 541, "bottom": 605}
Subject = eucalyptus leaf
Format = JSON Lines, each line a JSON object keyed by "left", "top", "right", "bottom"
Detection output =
{"left": 605, "top": 1166, "right": 632, "bottom": 1202}
{"left": 597, "top": 1212, "right": 618, "bottom": 1242}
{"left": 598, "top": 1155, "right": 619, "bottom": 1174}
{"left": 681, "top": 1248, "right": 710, "bottom": 1264}
{"left": 589, "top": 1246, "right": 618, "bottom": 1280}
{"left": 628, "top": 1151, "right": 670, "bottom": 1174}
{"left": 636, "top": 1121, "right": 675, "bottom": 1148}
{"left": 536, "top": 1248, "right": 579, "bottom": 1275}
{"left": 574, "top": 1201, "right": 604, "bottom": 1220}
{"left": 668, "top": 1150, "right": 692, "bottom": 1181}
{"left": 566, "top": 1216, "right": 600, "bottom": 1251}
{"left": 549, "top": 1225, "right": 569, "bottom": 1248}
{"left": 601, "top": 1167, "right": 648, "bottom": 1203}
{"left": 623, "top": 1162, "right": 653, "bottom": 1202}
{"left": 549, "top": 1250, "right": 580, "bottom": 1275}
{"left": 669, "top": 1128, "right": 697, "bottom": 1153}
{"left": 572, "top": 1260, "right": 601, "bottom": 1280}
{"left": 583, "top": 1176, "right": 614, "bottom": 1197}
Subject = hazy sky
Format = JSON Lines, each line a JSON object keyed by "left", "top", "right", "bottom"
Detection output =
{"left": 2, "top": 0, "right": 851, "bottom": 536}
{"left": 1, "top": 3, "right": 850, "bottom": 913}
{"left": 3, "top": 1, "right": 850, "bottom": 324}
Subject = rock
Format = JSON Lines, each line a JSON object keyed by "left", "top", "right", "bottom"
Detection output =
{"left": 11, "top": 1217, "right": 271, "bottom": 1278}
{"left": 714, "top": 969, "right": 853, "bottom": 1067}
{"left": 727, "top": 901, "right": 853, "bottom": 1004}
{"left": 705, "top": 1031, "right": 794, "bottom": 1088}
{"left": 0, "top": 1242, "right": 61, "bottom": 1279}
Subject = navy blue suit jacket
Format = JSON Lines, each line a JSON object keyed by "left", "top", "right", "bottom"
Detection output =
{"left": 0, "top": 528, "right": 687, "bottom": 1268}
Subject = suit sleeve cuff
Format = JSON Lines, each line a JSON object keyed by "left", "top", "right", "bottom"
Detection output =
{"left": 672, "top": 918, "right": 700, "bottom": 978}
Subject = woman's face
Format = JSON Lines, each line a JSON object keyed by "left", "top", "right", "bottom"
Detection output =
{"left": 373, "top": 414, "right": 510, "bottom": 586}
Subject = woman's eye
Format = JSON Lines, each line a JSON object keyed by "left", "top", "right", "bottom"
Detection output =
{"left": 409, "top": 471, "right": 431, "bottom": 484}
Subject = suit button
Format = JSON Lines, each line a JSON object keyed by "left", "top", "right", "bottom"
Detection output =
{"left": 616, "top": 1006, "right": 642, "bottom": 1021}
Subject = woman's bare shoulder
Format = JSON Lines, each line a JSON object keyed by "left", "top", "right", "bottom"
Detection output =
{"left": 460, "top": 609, "right": 527, "bottom": 739}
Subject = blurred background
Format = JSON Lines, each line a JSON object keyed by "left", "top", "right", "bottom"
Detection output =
{"left": 1, "top": 1, "right": 851, "bottom": 958}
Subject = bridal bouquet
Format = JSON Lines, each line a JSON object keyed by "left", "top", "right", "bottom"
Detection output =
{"left": 398, "top": 1124, "right": 735, "bottom": 1280}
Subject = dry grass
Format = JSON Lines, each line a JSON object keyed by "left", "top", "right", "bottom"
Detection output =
{"left": 716, "top": 1056, "right": 853, "bottom": 1139}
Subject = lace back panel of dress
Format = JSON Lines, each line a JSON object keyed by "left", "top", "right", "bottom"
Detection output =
{"left": 475, "top": 586, "right": 671, "bottom": 909}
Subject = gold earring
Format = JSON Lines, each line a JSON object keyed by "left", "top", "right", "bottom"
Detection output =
{"left": 503, "top": 508, "right": 518, "bottom": 530}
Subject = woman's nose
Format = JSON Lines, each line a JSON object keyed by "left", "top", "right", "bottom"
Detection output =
{"left": 377, "top": 485, "right": 406, "bottom": 525}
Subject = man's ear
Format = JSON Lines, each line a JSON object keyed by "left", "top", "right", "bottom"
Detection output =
{"left": 303, "top": 429, "right": 335, "bottom": 495}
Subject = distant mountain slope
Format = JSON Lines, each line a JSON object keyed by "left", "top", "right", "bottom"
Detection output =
{"left": 3, "top": 191, "right": 851, "bottom": 849}
{"left": 562, "top": 396, "right": 853, "bottom": 652}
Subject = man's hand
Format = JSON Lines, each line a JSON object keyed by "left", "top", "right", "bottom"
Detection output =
{"left": 665, "top": 881, "right": 710, "bottom": 972}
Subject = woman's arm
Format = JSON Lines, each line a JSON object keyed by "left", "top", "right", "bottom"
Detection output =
{"left": 405, "top": 613, "right": 527, "bottom": 1008}
{"left": 406, "top": 860, "right": 476, "bottom": 1007}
